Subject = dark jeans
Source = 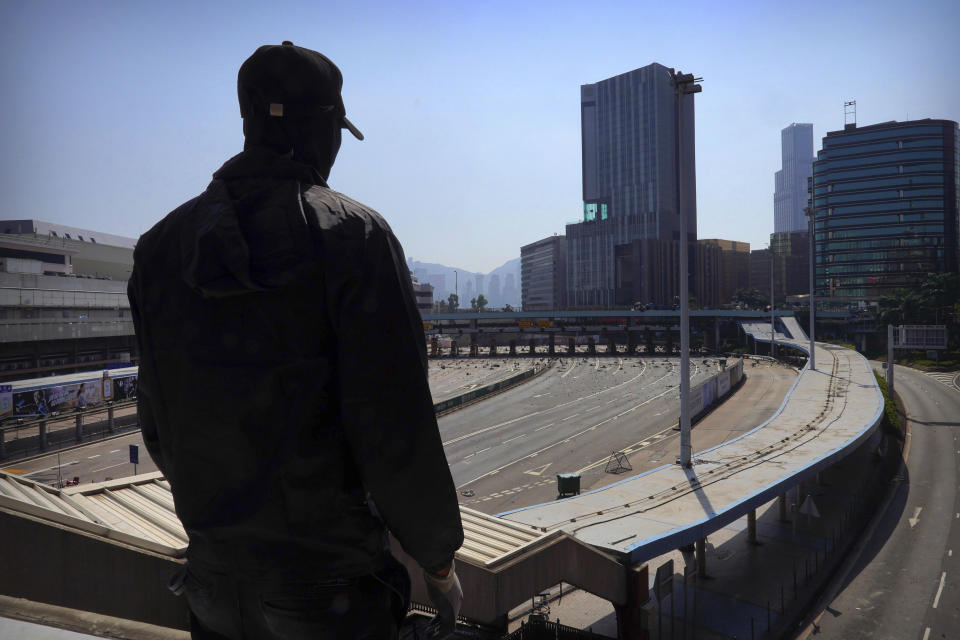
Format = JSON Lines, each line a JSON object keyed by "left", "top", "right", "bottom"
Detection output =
{"left": 175, "top": 557, "right": 409, "bottom": 640}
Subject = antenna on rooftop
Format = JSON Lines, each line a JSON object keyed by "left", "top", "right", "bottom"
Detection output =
{"left": 844, "top": 100, "right": 856, "bottom": 129}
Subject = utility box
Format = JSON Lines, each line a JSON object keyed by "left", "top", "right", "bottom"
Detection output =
{"left": 556, "top": 473, "right": 581, "bottom": 497}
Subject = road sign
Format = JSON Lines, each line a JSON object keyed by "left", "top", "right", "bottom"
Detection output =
{"left": 895, "top": 325, "right": 947, "bottom": 350}
{"left": 129, "top": 444, "right": 139, "bottom": 465}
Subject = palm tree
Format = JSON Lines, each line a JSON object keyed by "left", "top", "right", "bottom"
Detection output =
{"left": 878, "top": 289, "right": 923, "bottom": 326}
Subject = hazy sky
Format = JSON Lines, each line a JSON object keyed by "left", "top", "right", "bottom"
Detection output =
{"left": 2, "top": 0, "right": 958, "bottom": 273}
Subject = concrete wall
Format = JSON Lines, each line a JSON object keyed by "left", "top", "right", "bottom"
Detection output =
{"left": 0, "top": 507, "right": 188, "bottom": 630}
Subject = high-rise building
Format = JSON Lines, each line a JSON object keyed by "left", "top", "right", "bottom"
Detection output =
{"left": 568, "top": 62, "right": 697, "bottom": 308}
{"left": 774, "top": 124, "right": 815, "bottom": 233}
{"left": 770, "top": 230, "right": 810, "bottom": 298}
{"left": 487, "top": 274, "right": 501, "bottom": 307}
{"left": 698, "top": 239, "right": 751, "bottom": 306}
{"left": 812, "top": 119, "right": 959, "bottom": 301}
{"left": 521, "top": 235, "right": 567, "bottom": 311}
{"left": 749, "top": 248, "right": 773, "bottom": 299}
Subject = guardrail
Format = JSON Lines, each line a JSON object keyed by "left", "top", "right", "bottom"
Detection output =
{"left": 434, "top": 362, "right": 553, "bottom": 417}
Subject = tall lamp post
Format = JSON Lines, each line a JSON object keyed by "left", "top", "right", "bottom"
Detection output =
{"left": 804, "top": 205, "right": 816, "bottom": 370}
{"left": 671, "top": 69, "right": 702, "bottom": 469}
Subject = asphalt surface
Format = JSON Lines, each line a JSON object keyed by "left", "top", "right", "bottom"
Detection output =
{"left": 802, "top": 364, "right": 960, "bottom": 640}
{"left": 4, "top": 431, "right": 157, "bottom": 486}
{"left": 439, "top": 356, "right": 724, "bottom": 513}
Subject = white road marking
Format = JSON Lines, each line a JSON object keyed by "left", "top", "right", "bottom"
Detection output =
{"left": 932, "top": 571, "right": 946, "bottom": 608}
{"left": 503, "top": 434, "right": 526, "bottom": 444}
{"left": 109, "top": 450, "right": 121, "bottom": 454}
{"left": 561, "top": 414, "right": 579, "bottom": 421}
{"left": 476, "top": 447, "right": 490, "bottom": 455}
{"left": 909, "top": 507, "right": 923, "bottom": 528}
{"left": 458, "top": 384, "right": 676, "bottom": 488}
{"left": 87, "top": 455, "right": 100, "bottom": 459}
{"left": 922, "top": 627, "right": 930, "bottom": 640}
{"left": 92, "top": 461, "right": 128, "bottom": 473}
{"left": 534, "top": 423, "right": 555, "bottom": 432}
{"left": 560, "top": 363, "right": 579, "bottom": 379}
{"left": 587, "top": 406, "right": 601, "bottom": 411}
{"left": 948, "top": 550, "right": 953, "bottom": 557}
{"left": 443, "top": 365, "right": 653, "bottom": 446}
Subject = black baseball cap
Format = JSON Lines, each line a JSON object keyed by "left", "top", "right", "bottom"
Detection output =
{"left": 237, "top": 41, "right": 363, "bottom": 140}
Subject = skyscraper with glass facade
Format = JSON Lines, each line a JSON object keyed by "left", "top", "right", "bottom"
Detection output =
{"left": 812, "top": 119, "right": 959, "bottom": 301}
{"left": 774, "top": 123, "right": 815, "bottom": 232}
{"left": 567, "top": 62, "right": 696, "bottom": 308}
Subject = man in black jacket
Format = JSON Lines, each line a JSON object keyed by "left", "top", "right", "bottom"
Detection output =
{"left": 129, "top": 41, "right": 464, "bottom": 639}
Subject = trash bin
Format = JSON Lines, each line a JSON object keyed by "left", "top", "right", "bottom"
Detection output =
{"left": 557, "top": 473, "right": 581, "bottom": 497}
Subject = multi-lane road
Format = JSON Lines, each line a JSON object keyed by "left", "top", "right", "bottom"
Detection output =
{"left": 802, "top": 364, "right": 960, "bottom": 640}
{"left": 438, "top": 356, "right": 728, "bottom": 513}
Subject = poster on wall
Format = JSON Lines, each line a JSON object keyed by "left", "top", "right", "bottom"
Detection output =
{"left": 702, "top": 378, "right": 716, "bottom": 407}
{"left": 113, "top": 375, "right": 138, "bottom": 400}
{"left": 717, "top": 369, "right": 731, "bottom": 396}
{"left": 13, "top": 382, "right": 104, "bottom": 417}
{"left": 0, "top": 385, "right": 12, "bottom": 418}
{"left": 689, "top": 386, "right": 704, "bottom": 416}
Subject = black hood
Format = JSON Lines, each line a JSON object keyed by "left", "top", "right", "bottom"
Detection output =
{"left": 181, "top": 148, "right": 325, "bottom": 299}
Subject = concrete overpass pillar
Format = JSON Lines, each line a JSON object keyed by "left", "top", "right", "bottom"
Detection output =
{"left": 107, "top": 406, "right": 115, "bottom": 434}
{"left": 548, "top": 337, "right": 555, "bottom": 355}
{"left": 488, "top": 339, "right": 496, "bottom": 356}
{"left": 568, "top": 337, "right": 575, "bottom": 354}
{"left": 528, "top": 337, "right": 536, "bottom": 355}
{"left": 430, "top": 337, "right": 439, "bottom": 357}
{"left": 508, "top": 340, "right": 516, "bottom": 356}
{"left": 715, "top": 318, "right": 721, "bottom": 352}
{"left": 696, "top": 538, "right": 707, "bottom": 576}
{"left": 779, "top": 493, "right": 789, "bottom": 522}
{"left": 587, "top": 337, "right": 596, "bottom": 355}
{"left": 75, "top": 413, "right": 83, "bottom": 443}
{"left": 469, "top": 334, "right": 478, "bottom": 357}
{"left": 0, "top": 428, "right": 5, "bottom": 459}
{"left": 747, "top": 509, "right": 759, "bottom": 545}
{"left": 613, "top": 563, "right": 650, "bottom": 640}
{"left": 39, "top": 420, "right": 48, "bottom": 451}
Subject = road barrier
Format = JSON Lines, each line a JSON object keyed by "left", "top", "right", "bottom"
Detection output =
{"left": 434, "top": 363, "right": 552, "bottom": 417}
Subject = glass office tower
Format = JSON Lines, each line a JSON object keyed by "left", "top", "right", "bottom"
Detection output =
{"left": 774, "top": 123, "right": 815, "bottom": 232}
{"left": 568, "top": 62, "right": 696, "bottom": 308}
{"left": 812, "top": 119, "right": 959, "bottom": 301}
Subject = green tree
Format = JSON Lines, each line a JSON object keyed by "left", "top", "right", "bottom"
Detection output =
{"left": 470, "top": 297, "right": 477, "bottom": 311}
{"left": 503, "top": 303, "right": 514, "bottom": 312}
{"left": 447, "top": 293, "right": 459, "bottom": 312}
{"left": 878, "top": 289, "right": 923, "bottom": 326}
{"left": 476, "top": 294, "right": 488, "bottom": 312}
{"left": 920, "top": 272, "right": 960, "bottom": 324}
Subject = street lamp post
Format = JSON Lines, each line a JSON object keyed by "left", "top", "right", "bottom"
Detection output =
{"left": 671, "top": 69, "right": 702, "bottom": 469}
{"left": 804, "top": 206, "right": 816, "bottom": 370}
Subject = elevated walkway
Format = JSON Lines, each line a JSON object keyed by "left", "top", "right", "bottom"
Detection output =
{"left": 499, "top": 327, "right": 882, "bottom": 567}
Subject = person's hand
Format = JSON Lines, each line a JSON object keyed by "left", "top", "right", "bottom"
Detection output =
{"left": 423, "top": 561, "right": 463, "bottom": 638}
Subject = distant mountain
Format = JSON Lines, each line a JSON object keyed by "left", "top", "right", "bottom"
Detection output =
{"left": 407, "top": 257, "right": 520, "bottom": 309}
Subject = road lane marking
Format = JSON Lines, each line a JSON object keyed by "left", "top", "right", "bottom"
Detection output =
{"left": 534, "top": 423, "right": 555, "bottom": 432}
{"left": 909, "top": 507, "right": 923, "bottom": 528}
{"left": 458, "top": 384, "right": 676, "bottom": 488}
{"left": 92, "top": 462, "right": 128, "bottom": 473}
{"left": 922, "top": 628, "right": 930, "bottom": 640}
{"left": 560, "top": 363, "right": 579, "bottom": 379}
{"left": 587, "top": 406, "right": 601, "bottom": 411}
{"left": 561, "top": 414, "right": 579, "bottom": 421}
{"left": 502, "top": 434, "right": 526, "bottom": 444}
{"left": 109, "top": 450, "right": 121, "bottom": 454}
{"left": 948, "top": 550, "right": 953, "bottom": 557}
{"left": 476, "top": 447, "right": 490, "bottom": 455}
{"left": 87, "top": 455, "right": 100, "bottom": 459}
{"left": 442, "top": 364, "right": 654, "bottom": 446}
{"left": 932, "top": 571, "right": 946, "bottom": 608}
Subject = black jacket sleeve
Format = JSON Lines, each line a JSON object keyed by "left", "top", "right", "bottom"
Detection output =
{"left": 327, "top": 215, "right": 463, "bottom": 571}
{"left": 127, "top": 259, "right": 167, "bottom": 477}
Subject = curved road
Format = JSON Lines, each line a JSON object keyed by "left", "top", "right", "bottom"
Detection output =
{"left": 803, "top": 364, "right": 960, "bottom": 640}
